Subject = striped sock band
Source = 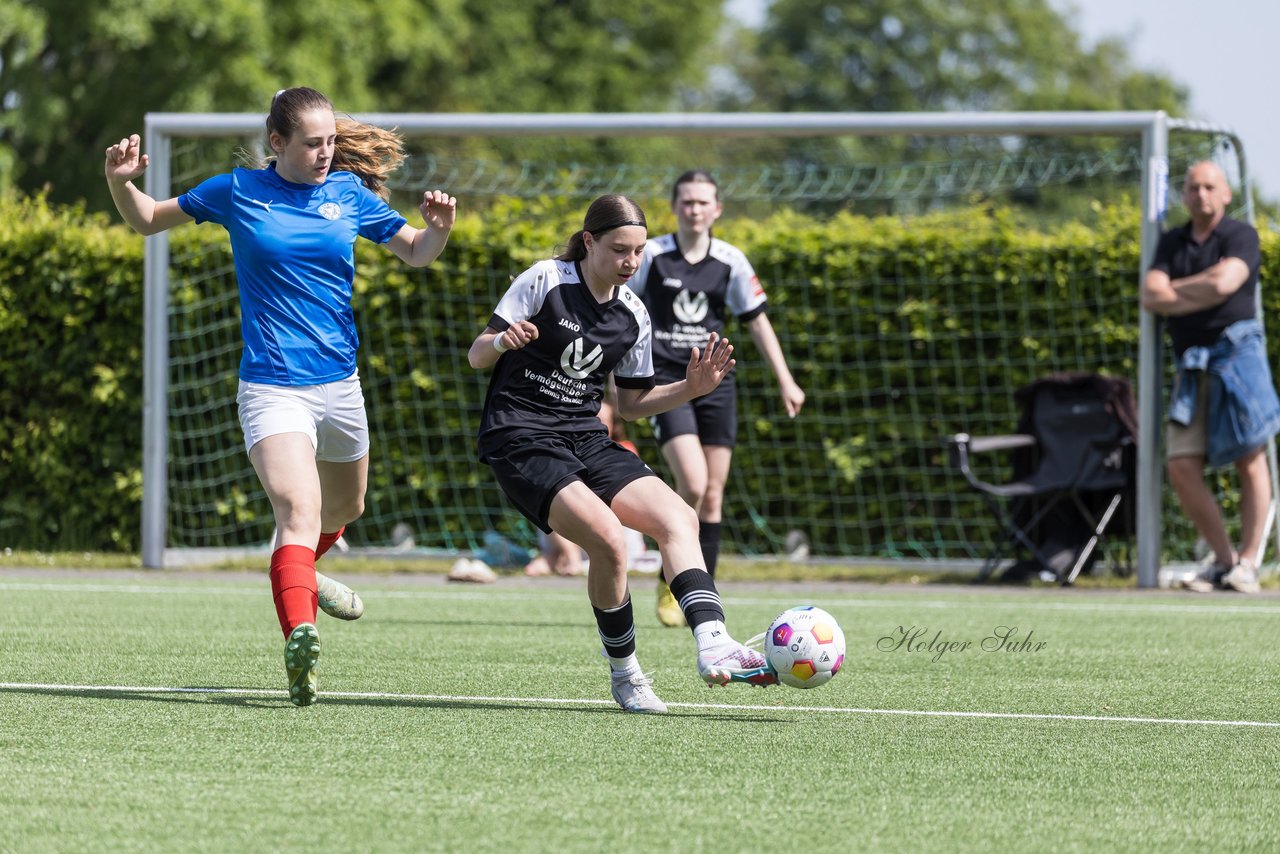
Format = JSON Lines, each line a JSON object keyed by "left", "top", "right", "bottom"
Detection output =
{"left": 593, "top": 596, "right": 636, "bottom": 659}
{"left": 668, "top": 568, "right": 725, "bottom": 630}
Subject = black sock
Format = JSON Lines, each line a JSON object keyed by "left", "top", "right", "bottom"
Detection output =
{"left": 593, "top": 596, "right": 636, "bottom": 658}
{"left": 699, "top": 521, "right": 722, "bottom": 578}
{"left": 668, "top": 569, "right": 725, "bottom": 630}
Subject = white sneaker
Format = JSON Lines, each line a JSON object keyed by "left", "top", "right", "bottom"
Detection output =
{"left": 315, "top": 571, "right": 365, "bottom": 620}
{"left": 610, "top": 670, "right": 668, "bottom": 714}
{"left": 1179, "top": 556, "right": 1228, "bottom": 594}
{"left": 447, "top": 558, "right": 497, "bottom": 583}
{"left": 697, "top": 639, "right": 777, "bottom": 687}
{"left": 1221, "top": 561, "right": 1261, "bottom": 594}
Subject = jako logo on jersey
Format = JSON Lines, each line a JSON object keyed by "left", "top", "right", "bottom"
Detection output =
{"left": 662, "top": 277, "right": 683, "bottom": 289}
{"left": 673, "top": 290, "right": 709, "bottom": 324}
{"left": 560, "top": 338, "right": 603, "bottom": 379}
{"left": 318, "top": 202, "right": 342, "bottom": 221}
{"left": 750, "top": 275, "right": 764, "bottom": 298}
{"left": 558, "top": 318, "right": 582, "bottom": 333}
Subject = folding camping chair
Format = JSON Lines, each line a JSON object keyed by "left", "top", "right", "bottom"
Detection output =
{"left": 948, "top": 374, "right": 1136, "bottom": 585}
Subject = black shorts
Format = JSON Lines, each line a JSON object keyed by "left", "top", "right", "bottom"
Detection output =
{"left": 480, "top": 428, "right": 656, "bottom": 533}
{"left": 650, "top": 379, "right": 737, "bottom": 447}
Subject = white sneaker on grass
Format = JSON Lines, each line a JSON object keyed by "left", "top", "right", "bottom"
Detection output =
{"left": 1221, "top": 561, "right": 1261, "bottom": 594}
{"left": 610, "top": 670, "right": 668, "bottom": 714}
{"left": 315, "top": 572, "right": 364, "bottom": 620}
{"left": 1179, "top": 556, "right": 1229, "bottom": 594}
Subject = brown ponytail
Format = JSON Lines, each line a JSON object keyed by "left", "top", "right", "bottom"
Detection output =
{"left": 263, "top": 87, "right": 404, "bottom": 200}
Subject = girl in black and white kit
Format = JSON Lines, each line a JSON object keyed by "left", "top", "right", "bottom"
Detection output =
{"left": 468, "top": 194, "right": 775, "bottom": 713}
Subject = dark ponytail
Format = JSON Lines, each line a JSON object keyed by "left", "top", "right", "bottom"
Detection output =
{"left": 556, "top": 194, "right": 647, "bottom": 261}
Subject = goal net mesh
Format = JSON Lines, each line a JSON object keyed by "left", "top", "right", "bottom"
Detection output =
{"left": 160, "top": 125, "right": 1242, "bottom": 562}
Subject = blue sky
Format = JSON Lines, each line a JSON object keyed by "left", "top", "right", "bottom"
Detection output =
{"left": 1055, "top": 0, "right": 1279, "bottom": 202}
{"left": 725, "top": 0, "right": 1279, "bottom": 204}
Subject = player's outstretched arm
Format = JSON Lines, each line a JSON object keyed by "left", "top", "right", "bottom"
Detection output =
{"left": 746, "top": 313, "right": 805, "bottom": 418}
{"left": 389, "top": 190, "right": 457, "bottom": 267}
{"left": 615, "top": 333, "right": 735, "bottom": 421}
{"left": 103, "top": 134, "right": 192, "bottom": 235}
{"left": 468, "top": 320, "right": 538, "bottom": 370}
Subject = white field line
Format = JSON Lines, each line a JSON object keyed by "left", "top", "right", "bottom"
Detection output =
{"left": 0, "top": 681, "right": 1276, "bottom": 728}
{"left": 1, "top": 580, "right": 1278, "bottom": 616}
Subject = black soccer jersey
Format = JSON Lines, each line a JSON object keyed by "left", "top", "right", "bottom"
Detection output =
{"left": 478, "top": 259, "right": 655, "bottom": 451}
{"left": 629, "top": 234, "right": 768, "bottom": 381}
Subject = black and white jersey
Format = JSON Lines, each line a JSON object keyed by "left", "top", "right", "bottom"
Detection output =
{"left": 629, "top": 234, "right": 768, "bottom": 381}
{"left": 478, "top": 258, "right": 654, "bottom": 448}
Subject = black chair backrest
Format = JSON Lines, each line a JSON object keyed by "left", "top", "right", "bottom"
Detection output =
{"left": 1019, "top": 380, "right": 1130, "bottom": 492}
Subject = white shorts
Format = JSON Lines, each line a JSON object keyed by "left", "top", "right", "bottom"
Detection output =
{"left": 236, "top": 372, "right": 369, "bottom": 462}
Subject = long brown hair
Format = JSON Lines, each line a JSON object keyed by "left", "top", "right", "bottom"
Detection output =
{"left": 264, "top": 87, "right": 405, "bottom": 200}
{"left": 556, "top": 195, "right": 647, "bottom": 262}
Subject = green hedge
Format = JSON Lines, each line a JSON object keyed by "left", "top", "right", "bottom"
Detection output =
{"left": 2, "top": 191, "right": 1277, "bottom": 555}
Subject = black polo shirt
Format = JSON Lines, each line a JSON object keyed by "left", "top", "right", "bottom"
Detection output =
{"left": 1149, "top": 216, "right": 1260, "bottom": 355}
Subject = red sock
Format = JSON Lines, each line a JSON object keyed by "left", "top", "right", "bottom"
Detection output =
{"left": 269, "top": 544, "right": 318, "bottom": 638}
{"left": 315, "top": 526, "right": 346, "bottom": 560}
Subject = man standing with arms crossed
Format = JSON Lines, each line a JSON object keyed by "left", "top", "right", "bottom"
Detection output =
{"left": 1142, "top": 160, "right": 1280, "bottom": 593}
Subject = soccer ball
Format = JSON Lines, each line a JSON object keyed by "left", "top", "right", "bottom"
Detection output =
{"left": 764, "top": 606, "right": 846, "bottom": 689}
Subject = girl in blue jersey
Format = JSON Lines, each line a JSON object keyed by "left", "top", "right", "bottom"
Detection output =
{"left": 629, "top": 170, "right": 805, "bottom": 626}
{"left": 104, "top": 87, "right": 457, "bottom": 706}
{"left": 468, "top": 194, "right": 775, "bottom": 714}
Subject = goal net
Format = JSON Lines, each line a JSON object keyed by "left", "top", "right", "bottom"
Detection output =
{"left": 141, "top": 111, "right": 1257, "bottom": 584}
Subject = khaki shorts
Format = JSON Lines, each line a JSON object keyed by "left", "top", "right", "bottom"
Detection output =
{"left": 1166, "top": 377, "right": 1209, "bottom": 459}
{"left": 236, "top": 371, "right": 369, "bottom": 462}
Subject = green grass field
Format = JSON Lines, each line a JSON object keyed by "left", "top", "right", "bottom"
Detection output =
{"left": 2, "top": 567, "right": 1277, "bottom": 852}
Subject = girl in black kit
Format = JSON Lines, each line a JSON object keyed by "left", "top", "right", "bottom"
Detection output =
{"left": 468, "top": 194, "right": 775, "bottom": 713}
{"left": 630, "top": 170, "right": 805, "bottom": 626}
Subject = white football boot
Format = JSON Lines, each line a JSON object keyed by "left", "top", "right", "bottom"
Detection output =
{"left": 609, "top": 670, "right": 668, "bottom": 714}
{"left": 315, "top": 571, "right": 364, "bottom": 620}
{"left": 696, "top": 631, "right": 777, "bottom": 687}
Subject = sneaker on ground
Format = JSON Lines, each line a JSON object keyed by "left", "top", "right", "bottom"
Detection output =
{"left": 1221, "top": 561, "right": 1261, "bottom": 594}
{"left": 1179, "top": 556, "right": 1229, "bottom": 593}
{"left": 285, "top": 622, "right": 321, "bottom": 707}
{"left": 447, "top": 558, "right": 498, "bottom": 583}
{"left": 697, "top": 640, "right": 777, "bottom": 687}
{"left": 610, "top": 670, "right": 668, "bottom": 714}
{"left": 315, "top": 571, "right": 364, "bottom": 620}
{"left": 655, "top": 579, "right": 686, "bottom": 627}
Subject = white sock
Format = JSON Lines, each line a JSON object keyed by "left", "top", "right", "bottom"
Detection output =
{"left": 609, "top": 653, "right": 641, "bottom": 677}
{"left": 693, "top": 620, "right": 730, "bottom": 652}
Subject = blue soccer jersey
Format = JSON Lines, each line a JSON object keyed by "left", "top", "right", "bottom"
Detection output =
{"left": 178, "top": 163, "right": 407, "bottom": 385}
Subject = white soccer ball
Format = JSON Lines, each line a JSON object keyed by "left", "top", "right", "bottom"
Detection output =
{"left": 764, "top": 606, "right": 846, "bottom": 689}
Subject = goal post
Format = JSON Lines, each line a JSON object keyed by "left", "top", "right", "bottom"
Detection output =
{"left": 139, "top": 110, "right": 1268, "bottom": 586}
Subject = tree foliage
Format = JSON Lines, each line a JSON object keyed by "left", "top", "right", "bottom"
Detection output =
{"left": 1, "top": 0, "right": 1200, "bottom": 214}
{"left": 732, "top": 0, "right": 1188, "bottom": 114}
{"left": 0, "top": 0, "right": 723, "bottom": 211}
